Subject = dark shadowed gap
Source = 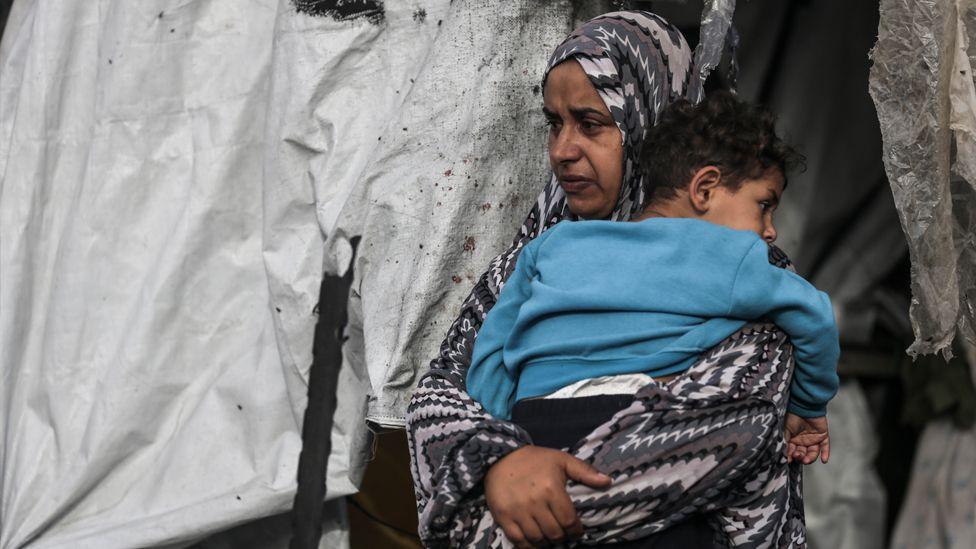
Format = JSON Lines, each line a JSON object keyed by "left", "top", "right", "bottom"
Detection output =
{"left": 290, "top": 237, "right": 361, "bottom": 549}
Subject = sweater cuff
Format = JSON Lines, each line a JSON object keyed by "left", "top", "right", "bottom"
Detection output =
{"left": 787, "top": 399, "right": 827, "bottom": 418}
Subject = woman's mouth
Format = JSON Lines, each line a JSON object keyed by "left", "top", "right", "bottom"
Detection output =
{"left": 559, "top": 176, "right": 594, "bottom": 193}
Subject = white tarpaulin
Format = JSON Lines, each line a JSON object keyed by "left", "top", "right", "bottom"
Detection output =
{"left": 0, "top": 0, "right": 460, "bottom": 546}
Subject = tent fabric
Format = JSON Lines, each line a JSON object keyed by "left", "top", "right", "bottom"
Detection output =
{"left": 325, "top": 1, "right": 580, "bottom": 428}
{"left": 0, "top": 1, "right": 302, "bottom": 546}
{"left": 0, "top": 0, "right": 447, "bottom": 545}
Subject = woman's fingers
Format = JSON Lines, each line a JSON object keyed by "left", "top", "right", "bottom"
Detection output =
{"left": 820, "top": 437, "right": 830, "bottom": 463}
{"left": 548, "top": 492, "right": 583, "bottom": 539}
{"left": 561, "top": 455, "right": 612, "bottom": 488}
{"left": 498, "top": 518, "right": 529, "bottom": 548}
{"left": 515, "top": 515, "right": 547, "bottom": 547}
{"left": 533, "top": 506, "right": 568, "bottom": 544}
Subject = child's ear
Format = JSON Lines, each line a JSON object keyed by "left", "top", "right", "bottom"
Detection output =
{"left": 688, "top": 166, "right": 722, "bottom": 213}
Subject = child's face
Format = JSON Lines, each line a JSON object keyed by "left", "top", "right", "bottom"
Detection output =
{"left": 702, "top": 169, "right": 784, "bottom": 243}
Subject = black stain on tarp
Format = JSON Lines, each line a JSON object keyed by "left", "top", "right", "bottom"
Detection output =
{"left": 292, "top": 0, "right": 385, "bottom": 24}
{"left": 413, "top": 8, "right": 427, "bottom": 23}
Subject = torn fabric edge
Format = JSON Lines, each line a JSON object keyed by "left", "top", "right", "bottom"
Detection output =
{"left": 869, "top": 0, "right": 976, "bottom": 358}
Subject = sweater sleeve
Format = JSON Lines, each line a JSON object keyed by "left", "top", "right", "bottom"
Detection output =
{"left": 729, "top": 240, "right": 840, "bottom": 417}
{"left": 467, "top": 237, "right": 540, "bottom": 420}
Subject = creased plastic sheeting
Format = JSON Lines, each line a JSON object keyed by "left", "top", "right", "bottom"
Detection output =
{"left": 869, "top": 0, "right": 976, "bottom": 358}
{"left": 891, "top": 336, "right": 976, "bottom": 549}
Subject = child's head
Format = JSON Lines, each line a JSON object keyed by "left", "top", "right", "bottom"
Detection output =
{"left": 638, "top": 91, "right": 804, "bottom": 242}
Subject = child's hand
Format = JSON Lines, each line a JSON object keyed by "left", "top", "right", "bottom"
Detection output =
{"left": 783, "top": 413, "right": 830, "bottom": 464}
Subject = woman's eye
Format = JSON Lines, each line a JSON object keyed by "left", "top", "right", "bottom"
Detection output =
{"left": 581, "top": 120, "right": 599, "bottom": 131}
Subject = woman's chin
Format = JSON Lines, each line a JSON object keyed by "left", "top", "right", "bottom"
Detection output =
{"left": 566, "top": 196, "right": 611, "bottom": 219}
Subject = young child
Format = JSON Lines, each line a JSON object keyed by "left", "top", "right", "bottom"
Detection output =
{"left": 467, "top": 92, "right": 838, "bottom": 463}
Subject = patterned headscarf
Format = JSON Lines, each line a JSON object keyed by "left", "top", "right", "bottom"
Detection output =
{"left": 483, "top": 11, "right": 695, "bottom": 295}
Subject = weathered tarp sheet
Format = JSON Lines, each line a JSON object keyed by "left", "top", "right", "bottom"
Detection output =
{"left": 0, "top": 0, "right": 450, "bottom": 546}
{"left": 869, "top": 0, "right": 976, "bottom": 358}
{"left": 326, "top": 1, "right": 587, "bottom": 428}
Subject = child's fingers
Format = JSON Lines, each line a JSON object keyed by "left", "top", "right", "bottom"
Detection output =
{"left": 801, "top": 444, "right": 820, "bottom": 465}
{"left": 788, "top": 432, "right": 828, "bottom": 446}
{"left": 786, "top": 441, "right": 797, "bottom": 463}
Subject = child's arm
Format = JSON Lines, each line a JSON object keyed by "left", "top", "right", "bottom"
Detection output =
{"left": 466, "top": 238, "right": 541, "bottom": 420}
{"left": 729, "top": 240, "right": 841, "bottom": 418}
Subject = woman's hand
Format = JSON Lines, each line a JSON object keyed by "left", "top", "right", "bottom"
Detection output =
{"left": 784, "top": 413, "right": 830, "bottom": 464}
{"left": 484, "top": 446, "right": 612, "bottom": 548}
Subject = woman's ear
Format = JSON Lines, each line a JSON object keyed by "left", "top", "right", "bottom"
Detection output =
{"left": 687, "top": 166, "right": 722, "bottom": 213}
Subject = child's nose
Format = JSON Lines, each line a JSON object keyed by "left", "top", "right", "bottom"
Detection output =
{"left": 763, "top": 224, "right": 778, "bottom": 243}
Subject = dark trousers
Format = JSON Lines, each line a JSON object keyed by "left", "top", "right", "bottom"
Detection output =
{"left": 511, "top": 395, "right": 719, "bottom": 548}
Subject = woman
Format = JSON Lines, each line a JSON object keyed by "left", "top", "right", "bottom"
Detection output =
{"left": 406, "top": 11, "right": 804, "bottom": 548}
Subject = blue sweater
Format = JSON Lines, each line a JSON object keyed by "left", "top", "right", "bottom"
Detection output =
{"left": 467, "top": 218, "right": 840, "bottom": 420}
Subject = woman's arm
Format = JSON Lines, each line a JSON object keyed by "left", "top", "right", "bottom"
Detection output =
{"left": 405, "top": 269, "right": 533, "bottom": 547}
{"left": 564, "top": 323, "right": 804, "bottom": 546}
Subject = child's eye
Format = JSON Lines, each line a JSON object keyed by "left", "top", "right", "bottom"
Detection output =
{"left": 759, "top": 201, "right": 772, "bottom": 211}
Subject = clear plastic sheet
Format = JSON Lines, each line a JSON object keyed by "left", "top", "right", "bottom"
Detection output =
{"left": 869, "top": 0, "right": 976, "bottom": 358}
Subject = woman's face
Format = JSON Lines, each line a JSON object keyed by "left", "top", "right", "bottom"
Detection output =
{"left": 543, "top": 60, "right": 624, "bottom": 219}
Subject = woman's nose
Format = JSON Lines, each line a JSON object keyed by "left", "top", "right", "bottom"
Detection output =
{"left": 550, "top": 128, "right": 583, "bottom": 164}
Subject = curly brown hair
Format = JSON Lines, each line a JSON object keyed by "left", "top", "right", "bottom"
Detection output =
{"left": 639, "top": 91, "right": 805, "bottom": 206}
